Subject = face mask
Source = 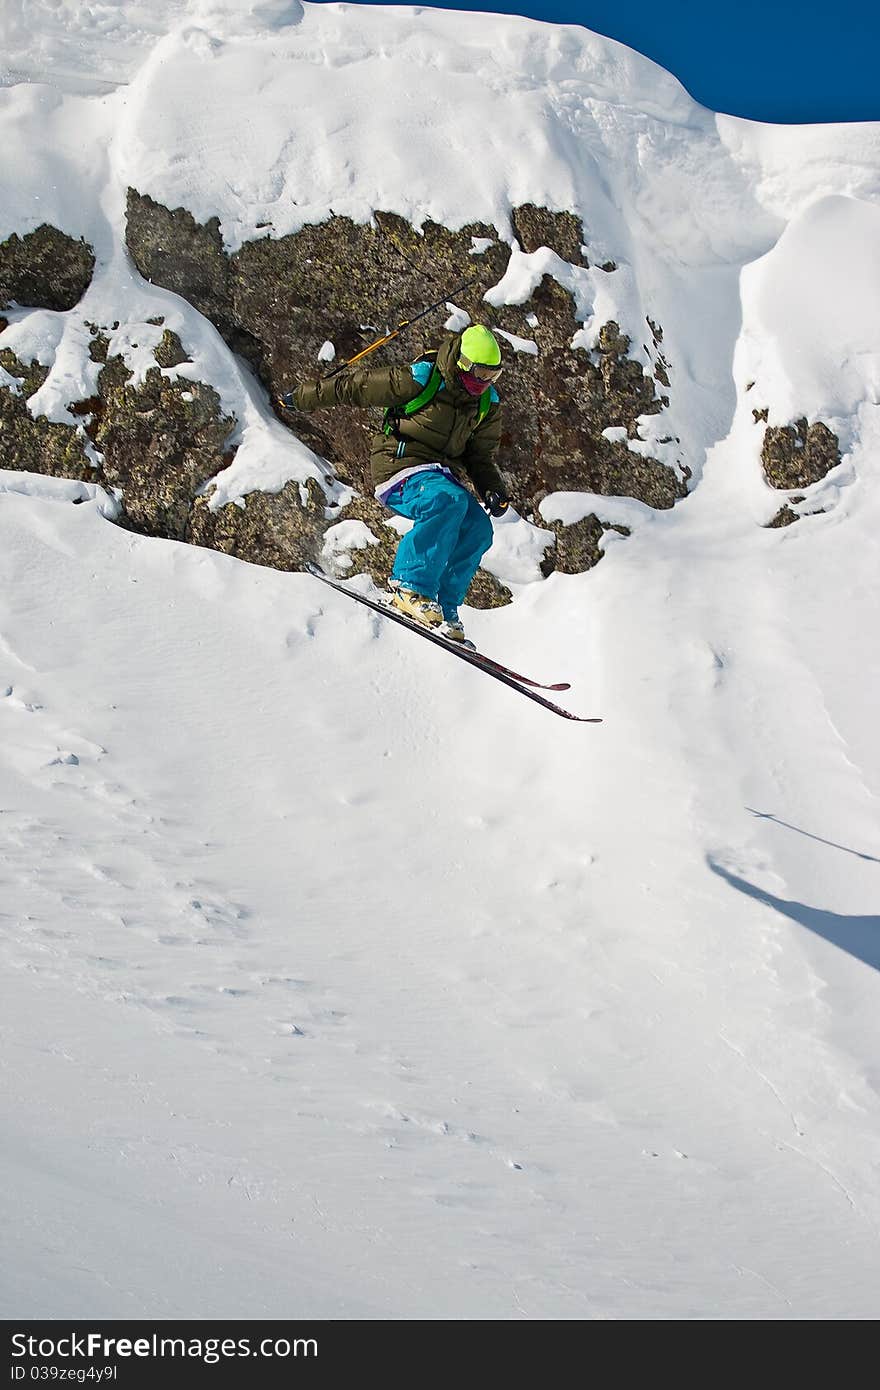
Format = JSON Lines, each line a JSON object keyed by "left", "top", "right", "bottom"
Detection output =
{"left": 459, "top": 369, "right": 490, "bottom": 396}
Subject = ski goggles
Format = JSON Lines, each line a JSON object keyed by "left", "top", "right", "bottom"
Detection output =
{"left": 457, "top": 353, "right": 503, "bottom": 383}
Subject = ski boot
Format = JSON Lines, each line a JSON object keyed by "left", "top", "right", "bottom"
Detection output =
{"left": 390, "top": 586, "right": 444, "bottom": 629}
{"left": 439, "top": 608, "right": 476, "bottom": 649}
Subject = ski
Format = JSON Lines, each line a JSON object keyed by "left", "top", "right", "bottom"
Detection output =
{"left": 378, "top": 592, "right": 571, "bottom": 689}
{"left": 304, "top": 565, "right": 602, "bottom": 724}
{"left": 305, "top": 566, "right": 568, "bottom": 690}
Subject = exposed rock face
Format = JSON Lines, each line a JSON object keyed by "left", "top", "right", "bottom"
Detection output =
{"left": 502, "top": 302, "right": 682, "bottom": 511}
{"left": 0, "top": 332, "right": 332, "bottom": 569}
{"left": 1, "top": 197, "right": 692, "bottom": 595}
{"left": 125, "top": 191, "right": 683, "bottom": 522}
{"left": 0, "top": 348, "right": 92, "bottom": 478}
{"left": 2, "top": 324, "right": 334, "bottom": 574}
{"left": 90, "top": 355, "right": 236, "bottom": 540}
{"left": 188, "top": 478, "right": 328, "bottom": 570}
{"left": 129, "top": 198, "right": 516, "bottom": 494}
{"left": 510, "top": 204, "right": 586, "bottom": 263}
{"left": 125, "top": 194, "right": 233, "bottom": 337}
{"left": 542, "top": 512, "right": 604, "bottom": 575}
{"left": 321, "top": 494, "right": 401, "bottom": 582}
{"left": 154, "top": 329, "right": 192, "bottom": 369}
{"left": 539, "top": 512, "right": 630, "bottom": 576}
{"left": 0, "top": 225, "right": 95, "bottom": 311}
{"left": 766, "top": 504, "right": 800, "bottom": 528}
{"left": 464, "top": 567, "right": 514, "bottom": 611}
{"left": 762, "top": 418, "right": 840, "bottom": 490}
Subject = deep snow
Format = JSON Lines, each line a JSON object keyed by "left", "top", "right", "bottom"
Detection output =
{"left": 1, "top": 0, "right": 880, "bottom": 1320}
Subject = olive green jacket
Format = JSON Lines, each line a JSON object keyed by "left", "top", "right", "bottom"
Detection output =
{"left": 292, "top": 333, "right": 505, "bottom": 500}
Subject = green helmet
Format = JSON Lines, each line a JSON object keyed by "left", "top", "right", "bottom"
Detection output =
{"left": 459, "top": 324, "right": 502, "bottom": 367}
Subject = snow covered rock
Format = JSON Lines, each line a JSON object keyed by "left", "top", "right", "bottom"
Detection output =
{"left": 761, "top": 418, "right": 841, "bottom": 492}
{"left": 188, "top": 475, "right": 327, "bottom": 570}
{"left": 124, "top": 191, "right": 239, "bottom": 347}
{"left": 90, "top": 353, "right": 236, "bottom": 540}
{"left": 0, "top": 224, "right": 94, "bottom": 312}
{"left": 153, "top": 328, "right": 193, "bottom": 370}
{"left": 0, "top": 346, "right": 91, "bottom": 478}
{"left": 510, "top": 204, "right": 587, "bottom": 264}
{"left": 539, "top": 511, "right": 631, "bottom": 576}
{"left": 125, "top": 191, "right": 678, "bottom": 519}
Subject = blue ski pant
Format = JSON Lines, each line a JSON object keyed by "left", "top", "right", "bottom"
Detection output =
{"left": 386, "top": 470, "right": 494, "bottom": 613}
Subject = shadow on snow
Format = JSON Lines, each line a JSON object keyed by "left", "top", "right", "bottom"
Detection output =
{"left": 708, "top": 858, "right": 880, "bottom": 973}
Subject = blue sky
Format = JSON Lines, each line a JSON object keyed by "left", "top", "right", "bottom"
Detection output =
{"left": 368, "top": 0, "right": 879, "bottom": 123}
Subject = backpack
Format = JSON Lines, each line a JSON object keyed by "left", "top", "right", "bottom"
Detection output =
{"left": 382, "top": 352, "right": 493, "bottom": 440}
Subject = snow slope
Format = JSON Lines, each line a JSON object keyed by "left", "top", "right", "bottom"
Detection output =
{"left": 2, "top": 1, "right": 880, "bottom": 1320}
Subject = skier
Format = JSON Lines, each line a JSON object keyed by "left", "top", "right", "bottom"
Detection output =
{"left": 279, "top": 325, "right": 510, "bottom": 644}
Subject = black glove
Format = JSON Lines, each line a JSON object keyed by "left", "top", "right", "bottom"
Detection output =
{"left": 483, "top": 490, "right": 510, "bottom": 518}
{"left": 277, "top": 388, "right": 298, "bottom": 411}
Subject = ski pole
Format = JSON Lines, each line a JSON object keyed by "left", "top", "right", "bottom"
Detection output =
{"left": 322, "top": 277, "right": 480, "bottom": 378}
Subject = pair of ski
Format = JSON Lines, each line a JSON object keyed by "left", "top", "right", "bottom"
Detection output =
{"left": 306, "top": 564, "right": 601, "bottom": 723}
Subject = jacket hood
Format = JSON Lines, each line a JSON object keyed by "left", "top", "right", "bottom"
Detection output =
{"left": 437, "top": 333, "right": 465, "bottom": 392}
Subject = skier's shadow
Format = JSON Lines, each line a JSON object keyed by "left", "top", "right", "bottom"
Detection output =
{"left": 707, "top": 859, "right": 880, "bottom": 972}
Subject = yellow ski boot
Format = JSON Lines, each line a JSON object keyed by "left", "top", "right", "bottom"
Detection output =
{"left": 390, "top": 587, "right": 444, "bottom": 629}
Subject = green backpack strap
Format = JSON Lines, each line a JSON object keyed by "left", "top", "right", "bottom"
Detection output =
{"left": 383, "top": 355, "right": 442, "bottom": 438}
{"left": 402, "top": 359, "right": 442, "bottom": 417}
